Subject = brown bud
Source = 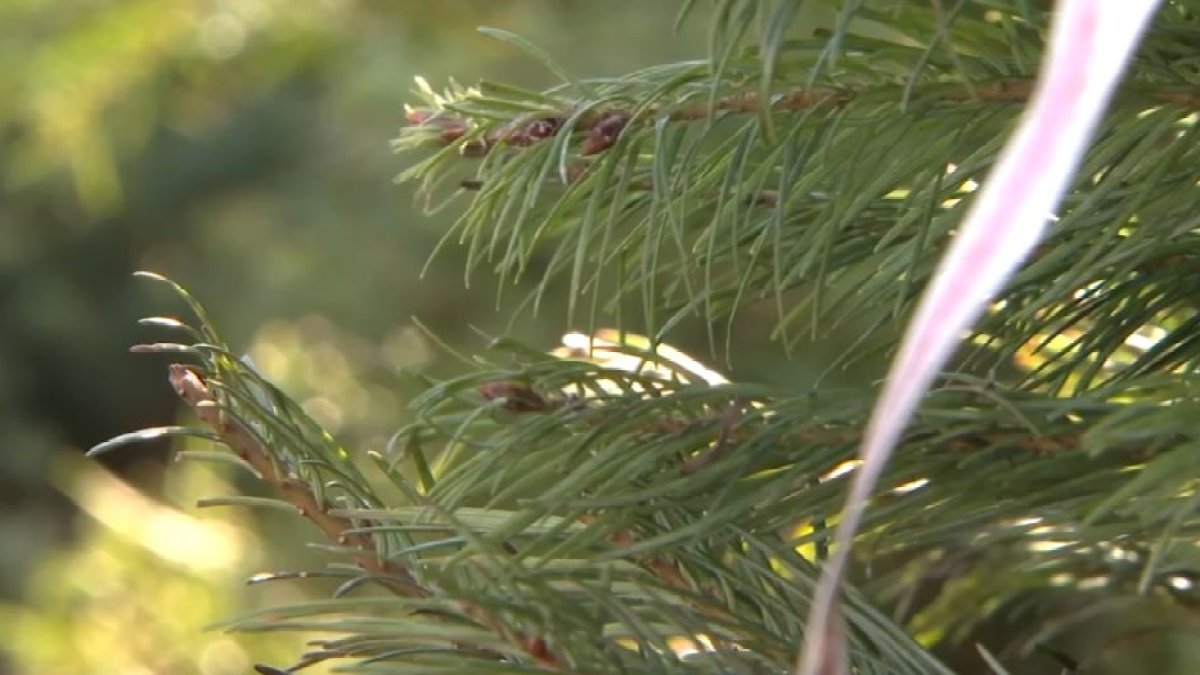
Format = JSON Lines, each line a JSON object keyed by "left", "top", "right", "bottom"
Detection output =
{"left": 438, "top": 124, "right": 468, "bottom": 144}
{"left": 405, "top": 107, "right": 433, "bottom": 125}
{"left": 459, "top": 139, "right": 490, "bottom": 157}
{"left": 501, "top": 116, "right": 563, "bottom": 147}
{"left": 520, "top": 117, "right": 562, "bottom": 143}
{"left": 581, "top": 111, "right": 630, "bottom": 156}
{"left": 404, "top": 109, "right": 475, "bottom": 149}
{"left": 477, "top": 381, "right": 552, "bottom": 413}
{"left": 525, "top": 637, "right": 551, "bottom": 661}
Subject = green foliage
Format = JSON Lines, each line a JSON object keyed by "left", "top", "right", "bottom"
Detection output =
{"left": 77, "top": 0, "right": 1200, "bottom": 673}
{"left": 107, "top": 273, "right": 953, "bottom": 673}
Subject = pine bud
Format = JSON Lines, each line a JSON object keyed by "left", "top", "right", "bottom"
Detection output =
{"left": 477, "top": 381, "right": 552, "bottom": 413}
{"left": 581, "top": 111, "right": 630, "bottom": 156}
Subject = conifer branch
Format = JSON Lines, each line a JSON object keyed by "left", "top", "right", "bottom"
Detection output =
{"left": 405, "top": 78, "right": 1199, "bottom": 157}
{"left": 166, "top": 364, "right": 564, "bottom": 670}
{"left": 169, "top": 365, "right": 416, "bottom": 588}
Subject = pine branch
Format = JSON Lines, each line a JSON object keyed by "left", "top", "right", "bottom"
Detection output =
{"left": 396, "top": 31, "right": 1200, "bottom": 360}
{"left": 166, "top": 363, "right": 564, "bottom": 670}
{"left": 168, "top": 364, "right": 419, "bottom": 591}
{"left": 402, "top": 78, "right": 1199, "bottom": 158}
{"left": 407, "top": 332, "right": 1200, "bottom": 660}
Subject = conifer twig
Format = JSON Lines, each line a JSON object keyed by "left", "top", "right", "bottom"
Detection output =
{"left": 166, "top": 364, "right": 564, "bottom": 670}
{"left": 168, "top": 364, "right": 422, "bottom": 592}
{"left": 407, "top": 78, "right": 1198, "bottom": 157}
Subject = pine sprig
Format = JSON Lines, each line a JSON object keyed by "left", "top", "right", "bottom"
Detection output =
{"left": 92, "top": 277, "right": 568, "bottom": 672}
{"left": 96, "top": 274, "right": 964, "bottom": 672}
{"left": 396, "top": 21, "right": 1199, "bottom": 358}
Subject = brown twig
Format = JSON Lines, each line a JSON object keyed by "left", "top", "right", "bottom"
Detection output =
{"left": 457, "top": 174, "right": 781, "bottom": 205}
{"left": 167, "top": 364, "right": 563, "bottom": 669}
{"left": 407, "top": 78, "right": 1200, "bottom": 161}
{"left": 680, "top": 399, "right": 749, "bottom": 474}
{"left": 475, "top": 377, "right": 1081, "bottom": 464}
{"left": 170, "top": 365, "right": 421, "bottom": 590}
{"left": 403, "top": 84, "right": 848, "bottom": 159}
{"left": 667, "top": 87, "right": 850, "bottom": 120}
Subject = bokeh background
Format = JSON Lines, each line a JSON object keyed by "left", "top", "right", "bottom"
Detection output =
{"left": 0, "top": 3, "right": 820, "bottom": 674}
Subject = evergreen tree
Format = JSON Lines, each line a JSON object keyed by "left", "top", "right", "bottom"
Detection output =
{"left": 93, "top": 2, "right": 1200, "bottom": 673}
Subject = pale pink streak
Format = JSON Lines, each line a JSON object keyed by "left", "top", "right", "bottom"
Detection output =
{"left": 796, "top": 2, "right": 1162, "bottom": 674}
